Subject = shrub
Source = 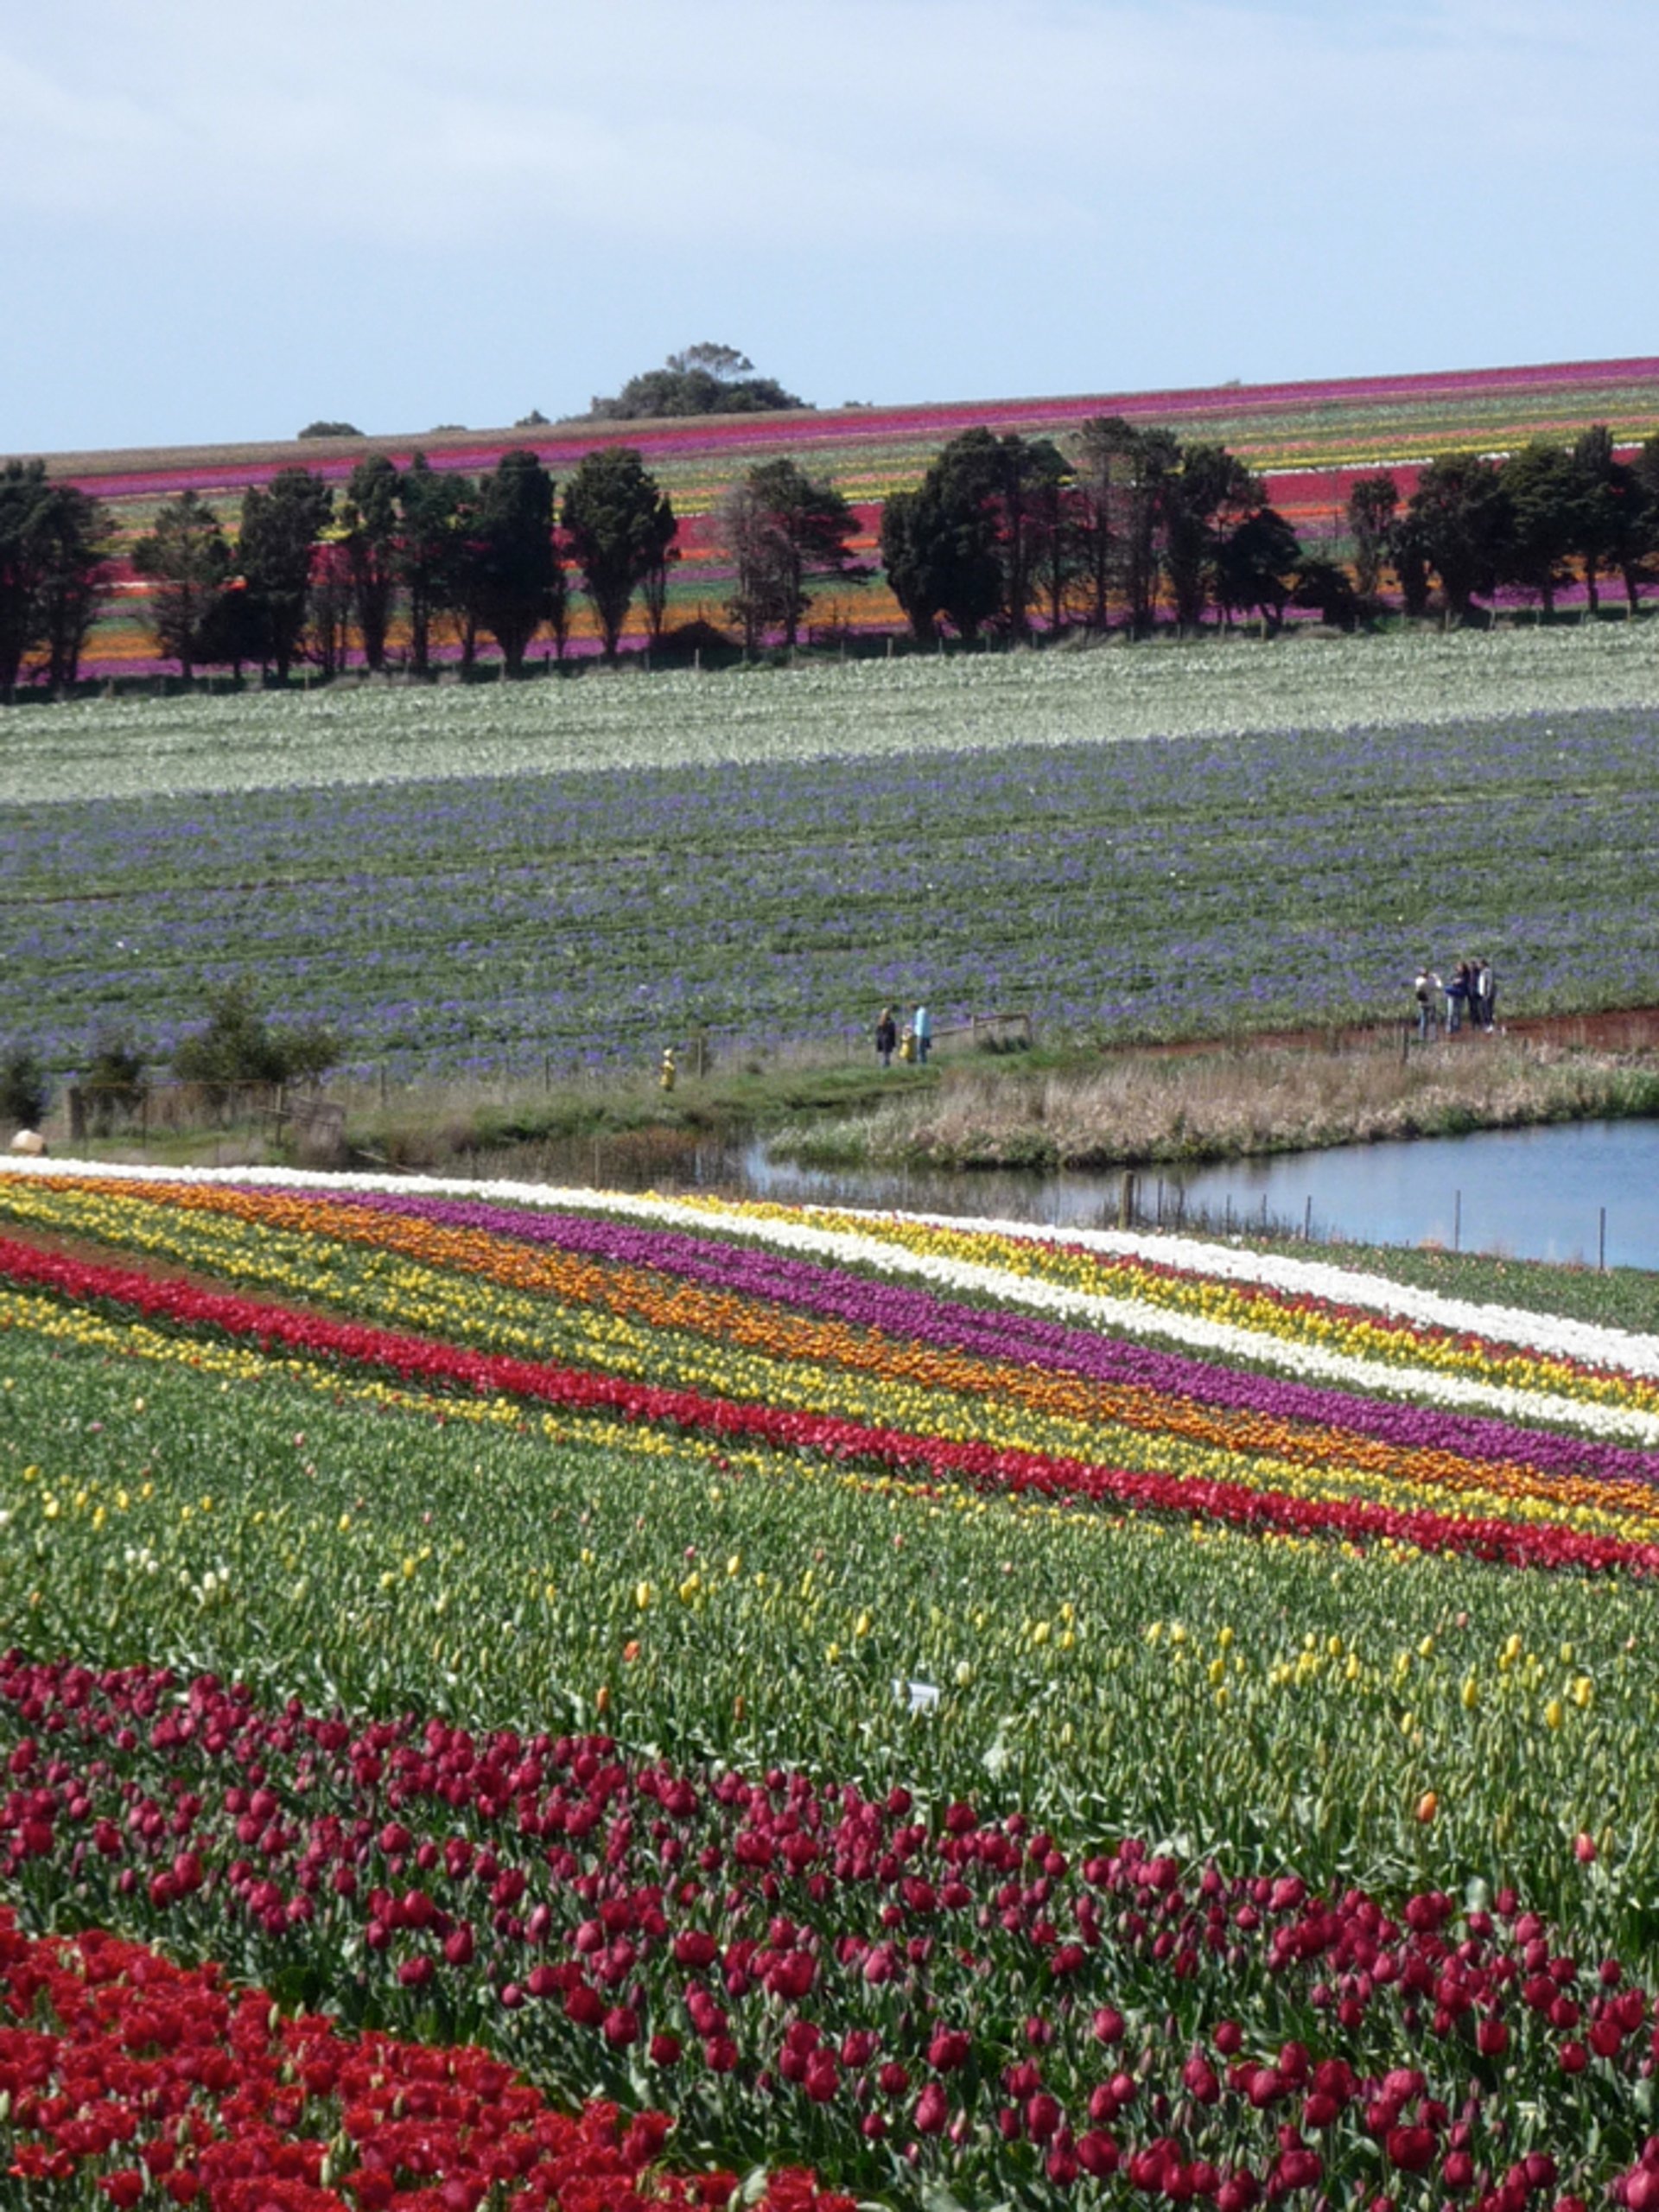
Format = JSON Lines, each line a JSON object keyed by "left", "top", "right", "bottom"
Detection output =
{"left": 654, "top": 618, "right": 737, "bottom": 664}
{"left": 81, "top": 1033, "right": 148, "bottom": 1134}
{"left": 0, "top": 1044, "right": 49, "bottom": 1131}
{"left": 171, "top": 985, "right": 341, "bottom": 1104}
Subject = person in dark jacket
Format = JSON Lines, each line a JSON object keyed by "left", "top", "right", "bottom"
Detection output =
{"left": 874, "top": 1007, "right": 898, "bottom": 1070}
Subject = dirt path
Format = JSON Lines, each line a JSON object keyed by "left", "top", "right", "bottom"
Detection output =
{"left": 1121, "top": 1005, "right": 1659, "bottom": 1061}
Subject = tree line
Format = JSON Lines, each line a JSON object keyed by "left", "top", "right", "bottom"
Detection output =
{"left": 883, "top": 419, "right": 1659, "bottom": 640}
{"left": 5, "top": 414, "right": 1659, "bottom": 695}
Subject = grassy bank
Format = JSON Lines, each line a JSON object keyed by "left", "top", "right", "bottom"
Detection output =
{"left": 39, "top": 1020, "right": 1659, "bottom": 1210}
{"left": 771, "top": 1028, "right": 1659, "bottom": 1172}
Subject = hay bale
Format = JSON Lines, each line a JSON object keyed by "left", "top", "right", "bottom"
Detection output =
{"left": 8, "top": 1128, "right": 47, "bottom": 1155}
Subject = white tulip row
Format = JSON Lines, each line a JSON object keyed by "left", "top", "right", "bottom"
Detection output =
{"left": 5, "top": 1157, "right": 1656, "bottom": 1446}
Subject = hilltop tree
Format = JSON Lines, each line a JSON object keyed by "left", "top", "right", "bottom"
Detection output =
{"left": 339, "top": 454, "right": 401, "bottom": 671}
{"left": 561, "top": 447, "right": 677, "bottom": 661}
{"left": 718, "top": 459, "right": 865, "bottom": 651}
{"left": 591, "top": 344, "right": 806, "bottom": 421}
{"left": 238, "top": 467, "right": 333, "bottom": 678}
{"left": 131, "top": 489, "right": 232, "bottom": 680}
{"left": 472, "top": 449, "right": 563, "bottom": 672}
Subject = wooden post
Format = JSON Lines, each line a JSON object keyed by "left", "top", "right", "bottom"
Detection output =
{"left": 1118, "top": 1171, "right": 1137, "bottom": 1229}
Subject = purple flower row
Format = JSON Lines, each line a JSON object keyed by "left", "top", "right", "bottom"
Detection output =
{"left": 307, "top": 1185, "right": 1659, "bottom": 1495}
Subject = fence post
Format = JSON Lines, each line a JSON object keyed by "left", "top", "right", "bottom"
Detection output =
{"left": 1599, "top": 1205, "right": 1607, "bottom": 1273}
{"left": 1118, "top": 1171, "right": 1137, "bottom": 1229}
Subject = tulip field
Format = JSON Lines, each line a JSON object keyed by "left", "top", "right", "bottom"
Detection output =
{"left": 5, "top": 1160, "right": 1659, "bottom": 2206}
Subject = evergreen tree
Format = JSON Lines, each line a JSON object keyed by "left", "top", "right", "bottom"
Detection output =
{"left": 238, "top": 468, "right": 333, "bottom": 678}
{"left": 473, "top": 449, "right": 563, "bottom": 673}
{"left": 340, "top": 454, "right": 401, "bottom": 671}
{"left": 131, "top": 489, "right": 231, "bottom": 681}
{"left": 562, "top": 448, "right": 677, "bottom": 661}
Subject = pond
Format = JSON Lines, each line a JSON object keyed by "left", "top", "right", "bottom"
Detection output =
{"left": 734, "top": 1118, "right": 1659, "bottom": 1270}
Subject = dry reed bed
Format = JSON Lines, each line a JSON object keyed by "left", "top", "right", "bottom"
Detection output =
{"left": 818, "top": 1037, "right": 1659, "bottom": 1171}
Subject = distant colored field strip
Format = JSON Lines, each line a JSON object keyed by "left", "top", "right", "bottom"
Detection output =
{"left": 3, "top": 1165, "right": 1659, "bottom": 1573}
{"left": 56, "top": 354, "right": 1659, "bottom": 668}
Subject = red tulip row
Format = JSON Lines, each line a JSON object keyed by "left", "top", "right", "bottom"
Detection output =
{"left": 0, "top": 1903, "right": 853, "bottom": 2211}
{"left": 2, "top": 1232, "right": 1653, "bottom": 1578}
{"left": 2, "top": 1655, "right": 1654, "bottom": 2205}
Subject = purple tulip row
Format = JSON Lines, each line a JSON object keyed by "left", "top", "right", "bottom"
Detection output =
{"left": 307, "top": 1185, "right": 1656, "bottom": 1492}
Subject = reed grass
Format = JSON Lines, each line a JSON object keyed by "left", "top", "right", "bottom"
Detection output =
{"left": 780, "top": 1033, "right": 1659, "bottom": 1173}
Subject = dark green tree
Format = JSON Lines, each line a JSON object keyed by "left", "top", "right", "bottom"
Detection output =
{"left": 1500, "top": 440, "right": 1584, "bottom": 616}
{"left": 173, "top": 982, "right": 340, "bottom": 1104}
{"left": 192, "top": 579, "right": 264, "bottom": 679}
{"left": 131, "top": 489, "right": 232, "bottom": 680}
{"left": 0, "top": 463, "right": 110, "bottom": 696}
{"left": 1215, "top": 506, "right": 1303, "bottom": 633}
{"left": 0, "top": 461, "right": 48, "bottom": 696}
{"left": 0, "top": 1042, "right": 48, "bottom": 1129}
{"left": 397, "top": 454, "right": 468, "bottom": 674}
{"left": 591, "top": 344, "right": 805, "bottom": 420}
{"left": 33, "top": 485, "right": 110, "bottom": 692}
{"left": 881, "top": 430, "right": 1074, "bottom": 644}
{"left": 1345, "top": 474, "right": 1399, "bottom": 609}
{"left": 340, "top": 454, "right": 401, "bottom": 671}
{"left": 1391, "top": 508, "right": 1433, "bottom": 619}
{"left": 561, "top": 447, "right": 678, "bottom": 661}
{"left": 473, "top": 449, "right": 563, "bottom": 672}
{"left": 238, "top": 468, "right": 333, "bottom": 679}
{"left": 1291, "top": 555, "right": 1361, "bottom": 632}
{"left": 1408, "top": 452, "right": 1510, "bottom": 625}
{"left": 1160, "top": 442, "right": 1262, "bottom": 632}
{"left": 1029, "top": 461, "right": 1084, "bottom": 634}
{"left": 1575, "top": 426, "right": 1652, "bottom": 614}
{"left": 1069, "top": 416, "right": 1145, "bottom": 632}
{"left": 880, "top": 477, "right": 999, "bottom": 644}
{"left": 718, "top": 459, "right": 866, "bottom": 650}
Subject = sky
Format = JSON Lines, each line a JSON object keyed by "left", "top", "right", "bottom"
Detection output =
{"left": 3, "top": 0, "right": 1656, "bottom": 456}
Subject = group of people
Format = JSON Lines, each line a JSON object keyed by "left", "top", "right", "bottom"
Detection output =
{"left": 1414, "top": 957, "right": 1497, "bottom": 1041}
{"left": 875, "top": 1003, "right": 931, "bottom": 1068}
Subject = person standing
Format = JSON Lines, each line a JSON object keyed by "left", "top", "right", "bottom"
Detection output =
{"left": 1474, "top": 957, "right": 1497, "bottom": 1033}
{"left": 1445, "top": 961, "right": 1470, "bottom": 1036}
{"left": 874, "top": 1006, "right": 898, "bottom": 1070}
{"left": 1414, "top": 966, "right": 1440, "bottom": 1043}
{"left": 912, "top": 1003, "right": 931, "bottom": 1065}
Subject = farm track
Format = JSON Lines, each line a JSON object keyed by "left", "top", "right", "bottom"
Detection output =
{"left": 1117, "top": 1002, "right": 1659, "bottom": 1061}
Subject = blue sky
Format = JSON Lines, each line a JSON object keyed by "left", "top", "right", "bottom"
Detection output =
{"left": 2, "top": 0, "right": 1655, "bottom": 454}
